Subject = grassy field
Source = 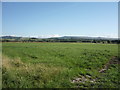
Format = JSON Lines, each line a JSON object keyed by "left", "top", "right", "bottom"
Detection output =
{"left": 2, "top": 42, "right": 119, "bottom": 88}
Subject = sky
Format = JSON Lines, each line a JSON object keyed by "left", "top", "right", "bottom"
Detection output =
{"left": 2, "top": 2, "right": 118, "bottom": 38}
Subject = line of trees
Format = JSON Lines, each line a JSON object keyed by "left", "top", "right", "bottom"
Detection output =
{"left": 1, "top": 38, "right": 120, "bottom": 44}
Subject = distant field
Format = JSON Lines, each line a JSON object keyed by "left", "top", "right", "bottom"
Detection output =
{"left": 2, "top": 42, "right": 119, "bottom": 88}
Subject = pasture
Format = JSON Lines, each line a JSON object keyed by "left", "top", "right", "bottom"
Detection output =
{"left": 2, "top": 42, "right": 119, "bottom": 88}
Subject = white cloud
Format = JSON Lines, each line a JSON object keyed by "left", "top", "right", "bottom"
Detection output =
{"left": 93, "top": 34, "right": 118, "bottom": 38}
{"left": 62, "top": 34, "right": 118, "bottom": 38}
{"left": 51, "top": 34, "right": 61, "bottom": 37}
{"left": 1, "top": 34, "right": 118, "bottom": 38}
{"left": 37, "top": 34, "right": 61, "bottom": 38}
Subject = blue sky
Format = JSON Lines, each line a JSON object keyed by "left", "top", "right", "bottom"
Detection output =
{"left": 2, "top": 2, "right": 118, "bottom": 38}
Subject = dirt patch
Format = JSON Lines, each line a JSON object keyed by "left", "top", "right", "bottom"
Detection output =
{"left": 99, "top": 56, "right": 119, "bottom": 73}
{"left": 71, "top": 74, "right": 97, "bottom": 84}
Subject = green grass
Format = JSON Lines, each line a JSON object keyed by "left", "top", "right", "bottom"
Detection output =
{"left": 2, "top": 42, "right": 119, "bottom": 88}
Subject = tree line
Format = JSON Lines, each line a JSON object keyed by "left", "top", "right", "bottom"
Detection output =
{"left": 1, "top": 38, "right": 120, "bottom": 44}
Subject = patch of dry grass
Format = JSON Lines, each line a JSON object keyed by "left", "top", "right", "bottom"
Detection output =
{"left": 2, "top": 56, "right": 65, "bottom": 88}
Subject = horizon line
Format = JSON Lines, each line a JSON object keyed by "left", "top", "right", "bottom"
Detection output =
{"left": 1, "top": 34, "right": 118, "bottom": 38}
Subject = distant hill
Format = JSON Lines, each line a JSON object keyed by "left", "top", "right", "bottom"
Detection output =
{"left": 50, "top": 36, "right": 118, "bottom": 40}
{"left": 1, "top": 36, "right": 22, "bottom": 39}
{"left": 1, "top": 35, "right": 118, "bottom": 40}
{"left": 1, "top": 35, "right": 119, "bottom": 43}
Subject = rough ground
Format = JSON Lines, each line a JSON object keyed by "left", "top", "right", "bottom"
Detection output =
{"left": 99, "top": 56, "right": 119, "bottom": 73}
{"left": 71, "top": 56, "right": 119, "bottom": 85}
